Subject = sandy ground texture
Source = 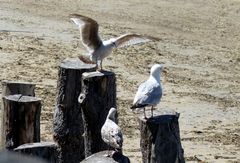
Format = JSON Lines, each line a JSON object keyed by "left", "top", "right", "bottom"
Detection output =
{"left": 0, "top": 0, "right": 240, "bottom": 162}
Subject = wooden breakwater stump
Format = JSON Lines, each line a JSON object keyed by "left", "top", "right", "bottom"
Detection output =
{"left": 53, "top": 58, "right": 96, "bottom": 163}
{"left": 81, "top": 151, "right": 130, "bottom": 163}
{"left": 14, "top": 142, "right": 58, "bottom": 163}
{"left": 2, "top": 80, "right": 36, "bottom": 98}
{"left": 2, "top": 95, "right": 41, "bottom": 150}
{"left": 0, "top": 150, "right": 47, "bottom": 163}
{"left": 1, "top": 81, "right": 36, "bottom": 147}
{"left": 78, "top": 71, "right": 117, "bottom": 157}
{"left": 139, "top": 109, "right": 185, "bottom": 163}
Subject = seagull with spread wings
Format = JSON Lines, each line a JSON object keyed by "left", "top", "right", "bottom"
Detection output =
{"left": 69, "top": 13, "right": 159, "bottom": 70}
{"left": 131, "top": 64, "right": 163, "bottom": 119}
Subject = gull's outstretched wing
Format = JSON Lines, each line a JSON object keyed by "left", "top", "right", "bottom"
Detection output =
{"left": 112, "top": 34, "right": 159, "bottom": 48}
{"left": 69, "top": 14, "right": 102, "bottom": 52}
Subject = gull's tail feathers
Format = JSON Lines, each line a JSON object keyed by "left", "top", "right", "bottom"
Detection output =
{"left": 78, "top": 55, "right": 95, "bottom": 64}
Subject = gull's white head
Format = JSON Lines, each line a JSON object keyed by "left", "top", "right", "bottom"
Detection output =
{"left": 103, "top": 38, "right": 117, "bottom": 48}
{"left": 150, "top": 64, "right": 163, "bottom": 81}
{"left": 108, "top": 38, "right": 117, "bottom": 47}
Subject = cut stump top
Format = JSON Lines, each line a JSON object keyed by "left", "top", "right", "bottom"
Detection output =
{"left": 0, "top": 151, "right": 47, "bottom": 163}
{"left": 82, "top": 70, "right": 114, "bottom": 79}
{"left": 3, "top": 94, "right": 41, "bottom": 103}
{"left": 14, "top": 142, "right": 57, "bottom": 150}
{"left": 2, "top": 80, "right": 35, "bottom": 86}
{"left": 139, "top": 109, "right": 179, "bottom": 124}
{"left": 81, "top": 151, "right": 130, "bottom": 163}
{"left": 60, "top": 58, "right": 96, "bottom": 70}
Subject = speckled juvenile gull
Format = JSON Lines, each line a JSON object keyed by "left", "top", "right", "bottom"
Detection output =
{"left": 69, "top": 13, "right": 159, "bottom": 70}
{"left": 101, "top": 108, "right": 123, "bottom": 156}
{"left": 131, "top": 64, "right": 163, "bottom": 119}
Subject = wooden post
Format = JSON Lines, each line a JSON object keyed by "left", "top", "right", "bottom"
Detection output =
{"left": 53, "top": 58, "right": 96, "bottom": 163}
{"left": 80, "top": 151, "right": 130, "bottom": 163}
{"left": 1, "top": 81, "right": 36, "bottom": 147}
{"left": 78, "top": 71, "right": 117, "bottom": 157}
{"left": 139, "top": 109, "right": 185, "bottom": 163}
{"left": 0, "top": 151, "right": 47, "bottom": 163}
{"left": 2, "top": 95, "right": 41, "bottom": 150}
{"left": 14, "top": 142, "right": 58, "bottom": 163}
{"left": 2, "top": 80, "right": 36, "bottom": 97}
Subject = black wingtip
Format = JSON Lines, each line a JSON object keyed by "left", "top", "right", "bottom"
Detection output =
{"left": 131, "top": 104, "right": 147, "bottom": 109}
{"left": 130, "top": 105, "right": 137, "bottom": 109}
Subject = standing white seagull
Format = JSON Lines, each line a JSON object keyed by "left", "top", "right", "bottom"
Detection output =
{"left": 69, "top": 13, "right": 159, "bottom": 70}
{"left": 131, "top": 64, "right": 163, "bottom": 119}
{"left": 101, "top": 108, "right": 123, "bottom": 156}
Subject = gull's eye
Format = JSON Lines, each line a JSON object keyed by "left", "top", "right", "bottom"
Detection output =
{"left": 112, "top": 42, "right": 117, "bottom": 47}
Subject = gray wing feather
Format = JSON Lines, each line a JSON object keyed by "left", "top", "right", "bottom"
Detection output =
{"left": 134, "top": 80, "right": 162, "bottom": 106}
{"left": 69, "top": 14, "right": 102, "bottom": 51}
{"left": 113, "top": 34, "right": 159, "bottom": 48}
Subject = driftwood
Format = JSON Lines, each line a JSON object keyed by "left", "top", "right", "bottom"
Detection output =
{"left": 139, "top": 109, "right": 185, "bottom": 163}
{"left": 0, "top": 151, "right": 47, "bottom": 163}
{"left": 79, "top": 71, "right": 117, "bottom": 157}
{"left": 53, "top": 58, "right": 96, "bottom": 163}
{"left": 81, "top": 151, "right": 130, "bottom": 163}
{"left": 2, "top": 95, "right": 41, "bottom": 150}
{"left": 14, "top": 142, "right": 58, "bottom": 163}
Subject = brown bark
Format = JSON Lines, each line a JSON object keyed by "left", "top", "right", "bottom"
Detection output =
{"left": 53, "top": 58, "right": 96, "bottom": 163}
{"left": 2, "top": 95, "right": 41, "bottom": 150}
{"left": 79, "top": 71, "right": 117, "bottom": 157}
{"left": 139, "top": 109, "right": 185, "bottom": 163}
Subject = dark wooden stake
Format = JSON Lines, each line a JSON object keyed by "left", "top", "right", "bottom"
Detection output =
{"left": 0, "top": 151, "right": 47, "bottom": 163}
{"left": 78, "top": 71, "right": 117, "bottom": 157}
{"left": 2, "top": 95, "right": 41, "bottom": 150}
{"left": 2, "top": 80, "right": 36, "bottom": 97}
{"left": 53, "top": 58, "right": 96, "bottom": 163}
{"left": 1, "top": 81, "right": 36, "bottom": 147}
{"left": 139, "top": 109, "right": 185, "bottom": 163}
{"left": 14, "top": 142, "right": 58, "bottom": 163}
{"left": 80, "top": 151, "right": 130, "bottom": 163}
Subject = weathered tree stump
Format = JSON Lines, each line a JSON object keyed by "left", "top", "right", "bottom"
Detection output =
{"left": 1, "top": 81, "right": 36, "bottom": 147}
{"left": 53, "top": 58, "right": 96, "bottom": 163}
{"left": 2, "top": 95, "right": 41, "bottom": 150}
{"left": 14, "top": 142, "right": 58, "bottom": 163}
{"left": 78, "top": 71, "right": 117, "bottom": 157}
{"left": 139, "top": 109, "right": 185, "bottom": 163}
{"left": 2, "top": 80, "right": 36, "bottom": 97}
{"left": 0, "top": 151, "right": 47, "bottom": 163}
{"left": 81, "top": 151, "right": 130, "bottom": 163}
